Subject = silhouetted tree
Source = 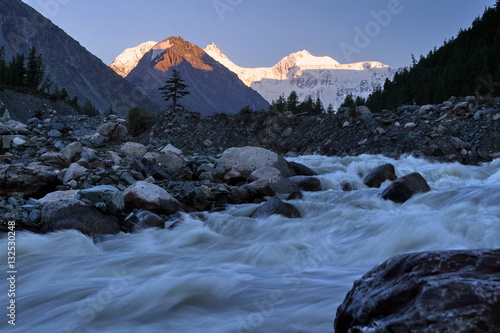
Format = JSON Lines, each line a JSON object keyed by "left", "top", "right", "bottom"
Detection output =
{"left": 158, "top": 69, "right": 190, "bottom": 111}
{"left": 287, "top": 90, "right": 299, "bottom": 114}
{"left": 25, "top": 46, "right": 45, "bottom": 90}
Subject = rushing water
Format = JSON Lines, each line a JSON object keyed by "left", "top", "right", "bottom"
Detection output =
{"left": 2, "top": 155, "right": 500, "bottom": 333}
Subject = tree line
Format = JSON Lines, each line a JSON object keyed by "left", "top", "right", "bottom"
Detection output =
{"left": 270, "top": 91, "right": 332, "bottom": 115}
{"left": 0, "top": 45, "right": 100, "bottom": 116}
{"left": 364, "top": 0, "right": 500, "bottom": 112}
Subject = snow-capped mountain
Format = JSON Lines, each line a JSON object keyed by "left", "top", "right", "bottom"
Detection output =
{"left": 124, "top": 37, "right": 269, "bottom": 115}
{"left": 204, "top": 43, "right": 397, "bottom": 110}
{"left": 109, "top": 41, "right": 158, "bottom": 78}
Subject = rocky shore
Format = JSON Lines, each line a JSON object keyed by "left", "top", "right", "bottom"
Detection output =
{"left": 1, "top": 91, "right": 500, "bottom": 332}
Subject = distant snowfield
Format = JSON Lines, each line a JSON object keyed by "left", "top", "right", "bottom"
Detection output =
{"left": 204, "top": 43, "right": 397, "bottom": 110}
{"left": 110, "top": 40, "right": 397, "bottom": 110}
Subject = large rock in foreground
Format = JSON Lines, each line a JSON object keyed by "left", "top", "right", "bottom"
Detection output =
{"left": 40, "top": 200, "right": 121, "bottom": 236}
{"left": 334, "top": 249, "right": 500, "bottom": 333}
{"left": 221, "top": 146, "right": 293, "bottom": 178}
{"left": 123, "top": 181, "right": 179, "bottom": 214}
{"left": 381, "top": 172, "right": 431, "bottom": 203}
{"left": 251, "top": 197, "right": 301, "bottom": 219}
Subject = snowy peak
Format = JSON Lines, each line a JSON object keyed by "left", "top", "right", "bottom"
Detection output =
{"left": 109, "top": 41, "right": 157, "bottom": 78}
{"left": 148, "top": 36, "right": 213, "bottom": 72}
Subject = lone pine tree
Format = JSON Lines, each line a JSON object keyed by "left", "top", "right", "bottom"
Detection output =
{"left": 158, "top": 69, "right": 190, "bottom": 111}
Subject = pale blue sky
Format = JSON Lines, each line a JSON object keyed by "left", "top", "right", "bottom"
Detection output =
{"left": 23, "top": 0, "right": 496, "bottom": 68}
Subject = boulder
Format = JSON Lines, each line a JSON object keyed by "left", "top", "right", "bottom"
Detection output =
{"left": 156, "top": 151, "right": 185, "bottom": 171}
{"left": 97, "top": 122, "right": 127, "bottom": 141}
{"left": 123, "top": 210, "right": 165, "bottom": 232}
{"left": 38, "top": 190, "right": 79, "bottom": 205}
{"left": 40, "top": 200, "right": 121, "bottom": 236}
{"left": 76, "top": 185, "right": 124, "bottom": 215}
{"left": 289, "top": 176, "right": 322, "bottom": 192}
{"left": 288, "top": 161, "right": 317, "bottom": 176}
{"left": 47, "top": 129, "right": 63, "bottom": 138}
{"left": 251, "top": 197, "right": 301, "bottom": 219}
{"left": 0, "top": 164, "right": 60, "bottom": 198}
{"left": 363, "top": 163, "right": 398, "bottom": 188}
{"left": 160, "top": 143, "right": 183, "bottom": 156}
{"left": 123, "top": 181, "right": 179, "bottom": 214}
{"left": 63, "top": 163, "right": 88, "bottom": 184}
{"left": 106, "top": 151, "right": 122, "bottom": 166}
{"left": 220, "top": 146, "right": 293, "bottom": 178}
{"left": 249, "top": 166, "right": 282, "bottom": 183}
{"left": 61, "top": 142, "right": 83, "bottom": 163}
{"left": 381, "top": 172, "right": 431, "bottom": 203}
{"left": 334, "top": 249, "right": 500, "bottom": 333}
{"left": 355, "top": 106, "right": 372, "bottom": 116}
{"left": 39, "top": 152, "right": 67, "bottom": 168}
{"left": 179, "top": 183, "right": 212, "bottom": 211}
{"left": 120, "top": 142, "right": 147, "bottom": 157}
{"left": 453, "top": 102, "right": 470, "bottom": 116}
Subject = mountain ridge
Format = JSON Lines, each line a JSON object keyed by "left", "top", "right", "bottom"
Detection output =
{"left": 0, "top": 0, "right": 159, "bottom": 115}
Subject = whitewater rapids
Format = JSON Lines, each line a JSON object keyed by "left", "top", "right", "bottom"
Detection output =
{"left": 1, "top": 154, "right": 500, "bottom": 333}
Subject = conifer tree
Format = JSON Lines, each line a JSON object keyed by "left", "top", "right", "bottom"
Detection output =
{"left": 158, "top": 69, "right": 190, "bottom": 111}
{"left": 0, "top": 46, "right": 5, "bottom": 85}
{"left": 25, "top": 47, "right": 45, "bottom": 90}
{"left": 287, "top": 90, "right": 299, "bottom": 114}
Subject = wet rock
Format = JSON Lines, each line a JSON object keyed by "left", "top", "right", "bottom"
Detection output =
{"left": 141, "top": 157, "right": 171, "bottom": 181}
{"left": 289, "top": 176, "right": 322, "bottom": 192}
{"left": 180, "top": 183, "right": 212, "bottom": 211}
{"left": 334, "top": 249, "right": 500, "bottom": 333}
{"left": 40, "top": 200, "right": 121, "bottom": 235}
{"left": 120, "top": 142, "right": 147, "bottom": 157}
{"left": 251, "top": 197, "right": 301, "bottom": 219}
{"left": 221, "top": 146, "right": 293, "bottom": 178}
{"left": 288, "top": 161, "right": 317, "bottom": 176}
{"left": 363, "top": 163, "right": 398, "bottom": 188}
{"left": 123, "top": 181, "right": 179, "bottom": 214}
{"left": 123, "top": 210, "right": 165, "bottom": 232}
{"left": 381, "top": 172, "right": 431, "bottom": 203}
{"left": 61, "top": 142, "right": 82, "bottom": 163}
{"left": 76, "top": 185, "right": 124, "bottom": 215}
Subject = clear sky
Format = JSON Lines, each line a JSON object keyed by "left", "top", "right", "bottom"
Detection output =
{"left": 22, "top": 0, "right": 496, "bottom": 69}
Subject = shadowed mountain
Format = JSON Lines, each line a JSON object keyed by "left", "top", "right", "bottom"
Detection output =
{"left": 124, "top": 37, "right": 270, "bottom": 115}
{"left": 0, "top": 0, "right": 159, "bottom": 115}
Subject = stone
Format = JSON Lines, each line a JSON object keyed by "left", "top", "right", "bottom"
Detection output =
{"left": 450, "top": 136, "right": 472, "bottom": 150}
{"left": 123, "top": 210, "right": 165, "bottom": 232}
{"left": 123, "top": 181, "right": 179, "bottom": 214}
{"left": 288, "top": 161, "right": 317, "bottom": 176}
{"left": 38, "top": 190, "right": 79, "bottom": 205}
{"left": 289, "top": 176, "right": 322, "bottom": 192}
{"left": 419, "top": 104, "right": 434, "bottom": 115}
{"left": 61, "top": 142, "right": 83, "bottom": 163}
{"left": 12, "top": 137, "right": 26, "bottom": 146}
{"left": 355, "top": 106, "right": 372, "bottom": 116}
{"left": 76, "top": 185, "right": 124, "bottom": 215}
{"left": 453, "top": 102, "right": 470, "bottom": 115}
{"left": 249, "top": 166, "right": 282, "bottom": 183}
{"left": 334, "top": 249, "right": 500, "bottom": 333}
{"left": 120, "top": 142, "right": 147, "bottom": 157}
{"left": 47, "top": 129, "right": 63, "bottom": 138}
{"left": 29, "top": 209, "right": 41, "bottom": 222}
{"left": 160, "top": 143, "right": 183, "bottom": 156}
{"left": 63, "top": 163, "right": 88, "bottom": 184}
{"left": 97, "top": 122, "right": 127, "bottom": 141}
{"left": 250, "top": 197, "right": 301, "bottom": 219}
{"left": 282, "top": 127, "right": 293, "bottom": 138}
{"left": 106, "top": 151, "right": 122, "bottom": 165}
{"left": 404, "top": 122, "right": 417, "bottom": 131}
{"left": 0, "top": 164, "right": 60, "bottom": 198}
{"left": 220, "top": 146, "right": 293, "bottom": 178}
{"left": 437, "top": 124, "right": 448, "bottom": 134}
{"left": 381, "top": 172, "right": 431, "bottom": 203}
{"left": 156, "top": 151, "right": 185, "bottom": 171}
{"left": 180, "top": 183, "right": 212, "bottom": 211}
{"left": 203, "top": 139, "right": 213, "bottom": 147}
{"left": 493, "top": 113, "right": 500, "bottom": 121}
{"left": 363, "top": 163, "right": 398, "bottom": 188}
{"left": 375, "top": 127, "right": 386, "bottom": 135}
{"left": 40, "top": 200, "right": 121, "bottom": 236}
